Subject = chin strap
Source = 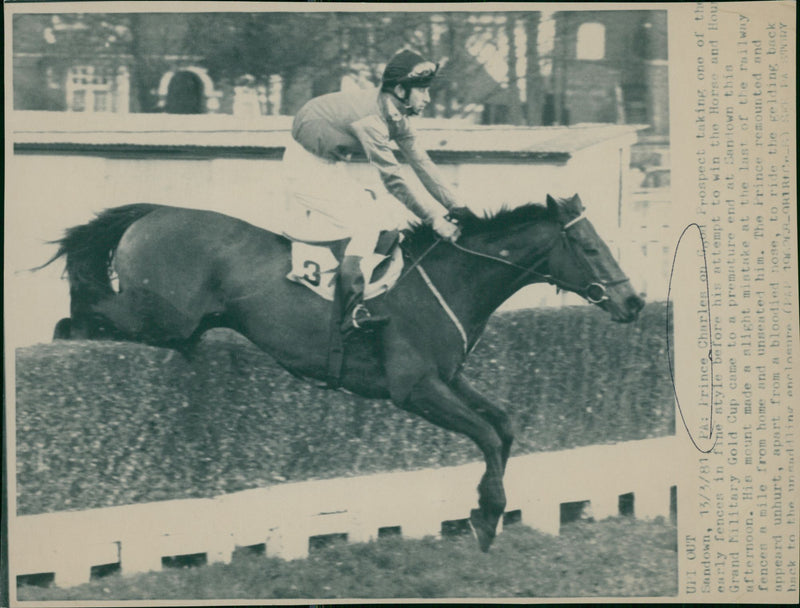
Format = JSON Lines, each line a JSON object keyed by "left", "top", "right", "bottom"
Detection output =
{"left": 391, "top": 88, "right": 418, "bottom": 116}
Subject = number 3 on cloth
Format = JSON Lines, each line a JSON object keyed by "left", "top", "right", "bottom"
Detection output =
{"left": 302, "top": 260, "right": 321, "bottom": 286}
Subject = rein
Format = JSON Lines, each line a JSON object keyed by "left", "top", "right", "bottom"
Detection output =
{"left": 449, "top": 214, "right": 630, "bottom": 304}
{"left": 392, "top": 213, "right": 629, "bottom": 354}
{"left": 394, "top": 239, "right": 441, "bottom": 288}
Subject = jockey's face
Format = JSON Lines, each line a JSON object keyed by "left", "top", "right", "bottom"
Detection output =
{"left": 406, "top": 86, "right": 431, "bottom": 115}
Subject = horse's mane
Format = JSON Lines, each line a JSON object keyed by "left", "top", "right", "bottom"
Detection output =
{"left": 402, "top": 202, "right": 550, "bottom": 252}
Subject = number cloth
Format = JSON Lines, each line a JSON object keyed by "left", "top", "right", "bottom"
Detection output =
{"left": 286, "top": 240, "right": 404, "bottom": 301}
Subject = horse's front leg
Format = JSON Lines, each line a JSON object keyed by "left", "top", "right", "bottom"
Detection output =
{"left": 402, "top": 373, "right": 506, "bottom": 552}
{"left": 450, "top": 374, "right": 515, "bottom": 472}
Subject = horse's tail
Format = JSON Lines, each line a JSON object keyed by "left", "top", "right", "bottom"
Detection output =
{"left": 37, "top": 203, "right": 162, "bottom": 315}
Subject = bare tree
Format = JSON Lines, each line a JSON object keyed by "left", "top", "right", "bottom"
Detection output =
{"left": 14, "top": 10, "right": 550, "bottom": 121}
{"left": 524, "top": 11, "right": 544, "bottom": 125}
{"left": 504, "top": 13, "right": 525, "bottom": 125}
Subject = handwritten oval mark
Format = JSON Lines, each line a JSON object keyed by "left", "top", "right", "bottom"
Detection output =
{"left": 666, "top": 223, "right": 718, "bottom": 454}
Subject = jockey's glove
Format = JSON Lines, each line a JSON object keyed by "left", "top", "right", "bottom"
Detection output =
{"left": 446, "top": 206, "right": 479, "bottom": 225}
{"left": 432, "top": 214, "right": 461, "bottom": 242}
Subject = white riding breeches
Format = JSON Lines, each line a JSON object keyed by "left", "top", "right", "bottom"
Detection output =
{"left": 281, "top": 140, "right": 399, "bottom": 259}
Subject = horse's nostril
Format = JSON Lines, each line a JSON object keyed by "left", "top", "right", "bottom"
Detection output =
{"left": 627, "top": 294, "right": 645, "bottom": 313}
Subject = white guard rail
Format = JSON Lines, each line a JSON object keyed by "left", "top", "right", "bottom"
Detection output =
{"left": 13, "top": 436, "right": 678, "bottom": 587}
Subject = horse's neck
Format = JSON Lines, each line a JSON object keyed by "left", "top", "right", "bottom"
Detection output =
{"left": 420, "top": 244, "right": 536, "bottom": 344}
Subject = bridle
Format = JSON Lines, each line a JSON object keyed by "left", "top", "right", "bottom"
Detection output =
{"left": 392, "top": 212, "right": 630, "bottom": 354}
{"left": 447, "top": 213, "right": 630, "bottom": 305}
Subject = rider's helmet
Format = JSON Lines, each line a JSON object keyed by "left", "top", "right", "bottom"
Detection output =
{"left": 381, "top": 49, "right": 439, "bottom": 94}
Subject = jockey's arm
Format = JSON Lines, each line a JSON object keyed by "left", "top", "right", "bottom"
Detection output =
{"left": 351, "top": 116, "right": 451, "bottom": 225}
{"left": 393, "top": 135, "right": 459, "bottom": 211}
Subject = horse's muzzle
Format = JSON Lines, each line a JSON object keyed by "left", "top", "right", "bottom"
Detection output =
{"left": 622, "top": 294, "right": 646, "bottom": 322}
{"left": 606, "top": 293, "right": 645, "bottom": 323}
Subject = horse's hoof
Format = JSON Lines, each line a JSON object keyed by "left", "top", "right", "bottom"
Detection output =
{"left": 469, "top": 508, "right": 496, "bottom": 552}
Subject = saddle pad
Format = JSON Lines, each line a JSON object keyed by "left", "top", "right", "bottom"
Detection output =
{"left": 287, "top": 241, "right": 404, "bottom": 301}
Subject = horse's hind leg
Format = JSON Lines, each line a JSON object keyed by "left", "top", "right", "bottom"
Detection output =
{"left": 89, "top": 290, "right": 191, "bottom": 346}
{"left": 175, "top": 312, "right": 231, "bottom": 359}
{"left": 53, "top": 312, "right": 128, "bottom": 341}
{"left": 91, "top": 287, "right": 226, "bottom": 355}
{"left": 402, "top": 373, "right": 506, "bottom": 552}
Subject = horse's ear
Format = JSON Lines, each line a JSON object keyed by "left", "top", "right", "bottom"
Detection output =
{"left": 568, "top": 193, "right": 585, "bottom": 214}
{"left": 547, "top": 193, "right": 584, "bottom": 224}
{"left": 546, "top": 194, "right": 559, "bottom": 216}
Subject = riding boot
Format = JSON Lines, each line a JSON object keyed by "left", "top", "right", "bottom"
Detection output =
{"left": 338, "top": 255, "right": 389, "bottom": 334}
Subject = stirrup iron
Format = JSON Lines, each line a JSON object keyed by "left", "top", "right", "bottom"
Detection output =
{"left": 346, "top": 303, "right": 389, "bottom": 333}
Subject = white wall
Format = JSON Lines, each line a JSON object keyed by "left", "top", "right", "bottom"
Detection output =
{"left": 6, "top": 143, "right": 645, "bottom": 348}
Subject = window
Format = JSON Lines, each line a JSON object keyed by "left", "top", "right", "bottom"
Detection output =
{"left": 45, "top": 66, "right": 59, "bottom": 89}
{"left": 632, "top": 22, "right": 652, "bottom": 59}
{"left": 71, "top": 89, "right": 86, "bottom": 112}
{"left": 576, "top": 22, "right": 605, "bottom": 60}
{"left": 94, "top": 90, "right": 108, "bottom": 112}
{"left": 66, "top": 65, "right": 127, "bottom": 113}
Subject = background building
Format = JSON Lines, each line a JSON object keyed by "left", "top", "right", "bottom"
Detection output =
{"left": 547, "top": 10, "right": 669, "bottom": 135}
{"left": 13, "top": 10, "right": 669, "bottom": 134}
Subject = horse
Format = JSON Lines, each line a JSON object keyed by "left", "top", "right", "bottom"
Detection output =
{"left": 39, "top": 193, "right": 645, "bottom": 552}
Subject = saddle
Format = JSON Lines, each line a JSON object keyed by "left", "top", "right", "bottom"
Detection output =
{"left": 285, "top": 229, "right": 403, "bottom": 389}
{"left": 285, "top": 229, "right": 404, "bottom": 300}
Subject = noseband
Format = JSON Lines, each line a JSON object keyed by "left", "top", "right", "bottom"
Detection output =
{"left": 450, "top": 214, "right": 630, "bottom": 305}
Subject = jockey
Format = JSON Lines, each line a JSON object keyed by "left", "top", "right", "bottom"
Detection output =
{"left": 284, "top": 49, "right": 463, "bottom": 335}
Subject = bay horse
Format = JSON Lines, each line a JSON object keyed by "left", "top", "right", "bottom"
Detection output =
{"left": 40, "top": 193, "right": 644, "bottom": 551}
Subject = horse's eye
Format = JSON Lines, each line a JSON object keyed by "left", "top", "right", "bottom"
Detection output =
{"left": 583, "top": 247, "right": 599, "bottom": 256}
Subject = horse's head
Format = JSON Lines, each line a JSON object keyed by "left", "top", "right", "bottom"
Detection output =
{"left": 540, "top": 194, "right": 644, "bottom": 323}
{"left": 408, "top": 196, "right": 644, "bottom": 323}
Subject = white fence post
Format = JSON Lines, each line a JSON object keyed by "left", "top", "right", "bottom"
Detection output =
{"left": 588, "top": 493, "right": 621, "bottom": 521}
{"left": 52, "top": 548, "right": 93, "bottom": 588}
{"left": 13, "top": 437, "right": 678, "bottom": 588}
{"left": 119, "top": 535, "right": 163, "bottom": 576}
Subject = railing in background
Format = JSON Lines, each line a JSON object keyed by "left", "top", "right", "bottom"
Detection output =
{"left": 14, "top": 436, "right": 678, "bottom": 588}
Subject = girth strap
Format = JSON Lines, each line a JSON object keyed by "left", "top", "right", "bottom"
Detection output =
{"left": 326, "top": 277, "right": 346, "bottom": 388}
{"left": 416, "top": 265, "right": 468, "bottom": 354}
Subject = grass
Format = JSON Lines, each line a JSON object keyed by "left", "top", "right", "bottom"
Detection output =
{"left": 18, "top": 517, "right": 678, "bottom": 601}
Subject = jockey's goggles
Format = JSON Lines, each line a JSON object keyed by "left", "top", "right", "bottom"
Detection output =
{"left": 397, "top": 61, "right": 439, "bottom": 88}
